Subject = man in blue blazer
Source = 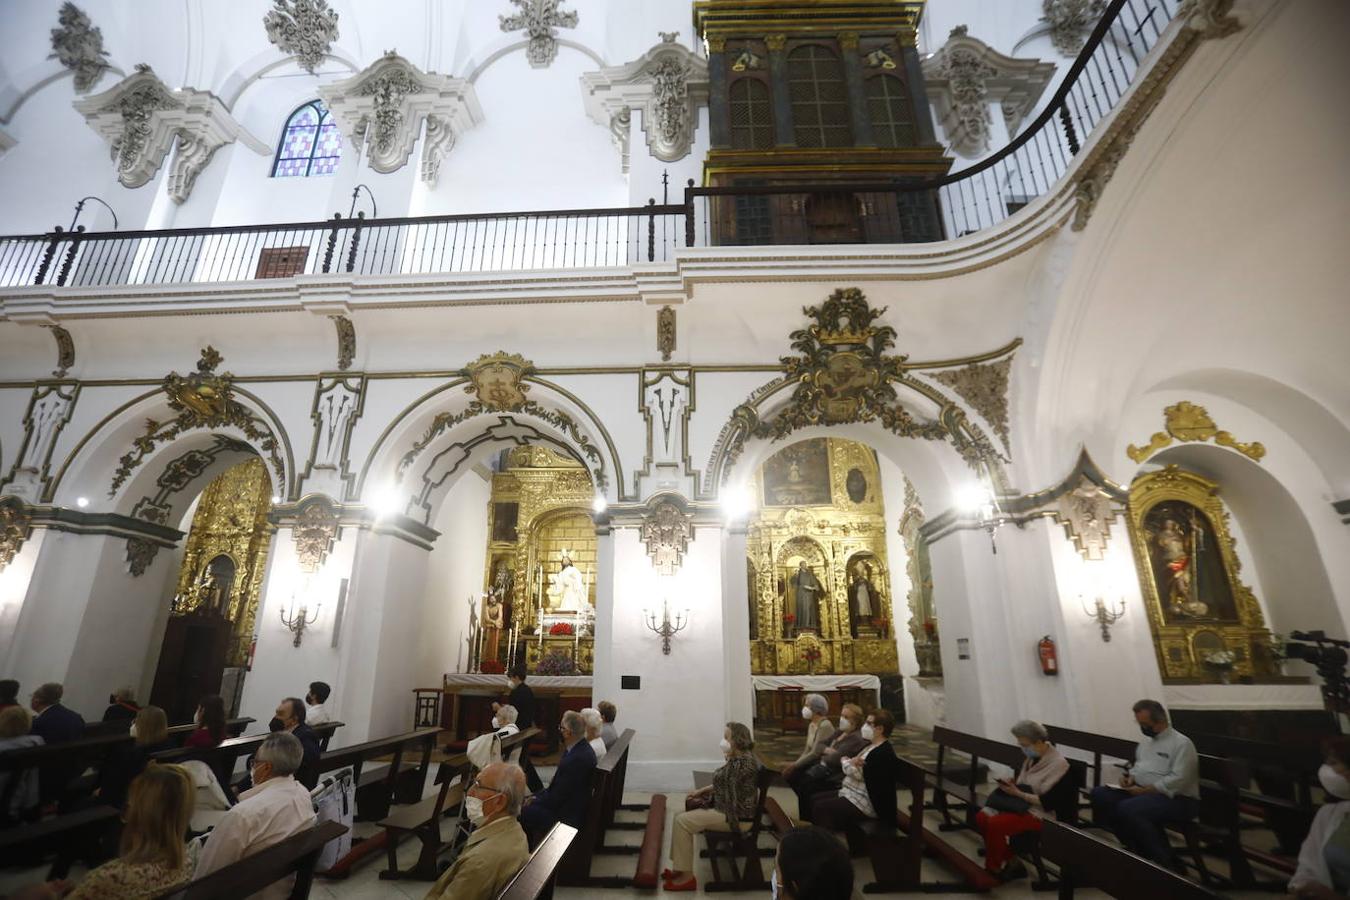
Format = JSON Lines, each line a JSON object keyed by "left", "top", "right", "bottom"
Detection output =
{"left": 520, "top": 709, "right": 596, "bottom": 842}
{"left": 30, "top": 682, "right": 86, "bottom": 804}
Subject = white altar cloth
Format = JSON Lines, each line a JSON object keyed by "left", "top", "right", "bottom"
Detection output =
{"left": 1164, "top": 683, "right": 1323, "bottom": 710}
{"left": 751, "top": 674, "right": 881, "bottom": 699}
{"left": 443, "top": 674, "right": 593, "bottom": 691}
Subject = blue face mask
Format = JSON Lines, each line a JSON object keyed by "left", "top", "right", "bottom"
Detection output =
{"left": 1022, "top": 746, "right": 1040, "bottom": 760}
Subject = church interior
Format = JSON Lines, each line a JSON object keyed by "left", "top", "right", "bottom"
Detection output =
{"left": 1, "top": 0, "right": 1348, "bottom": 897}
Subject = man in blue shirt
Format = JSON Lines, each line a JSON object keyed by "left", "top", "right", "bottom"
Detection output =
{"left": 1090, "top": 699, "right": 1200, "bottom": 870}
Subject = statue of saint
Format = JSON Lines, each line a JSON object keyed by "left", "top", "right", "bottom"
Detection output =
{"left": 847, "top": 560, "right": 878, "bottom": 638}
{"left": 481, "top": 591, "right": 504, "bottom": 663}
{"left": 546, "top": 551, "right": 587, "bottom": 612}
{"left": 196, "top": 571, "right": 223, "bottom": 615}
{"left": 790, "top": 561, "right": 821, "bottom": 633}
{"left": 1154, "top": 517, "right": 1209, "bottom": 618}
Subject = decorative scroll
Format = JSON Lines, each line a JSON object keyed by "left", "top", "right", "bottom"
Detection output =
{"left": 0, "top": 498, "right": 32, "bottom": 573}
{"left": 330, "top": 315, "right": 355, "bottom": 370}
{"left": 639, "top": 496, "right": 693, "bottom": 575}
{"left": 263, "top": 0, "right": 339, "bottom": 74}
{"left": 292, "top": 497, "right": 339, "bottom": 572}
{"left": 500, "top": 0, "right": 579, "bottom": 69}
{"left": 49, "top": 2, "right": 110, "bottom": 92}
{"left": 657, "top": 306, "right": 676, "bottom": 362}
{"left": 1126, "top": 401, "right": 1265, "bottom": 464}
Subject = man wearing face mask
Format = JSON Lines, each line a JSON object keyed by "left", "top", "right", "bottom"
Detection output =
{"left": 519, "top": 710, "right": 596, "bottom": 842}
{"left": 425, "top": 762, "right": 530, "bottom": 900}
{"left": 1289, "top": 737, "right": 1350, "bottom": 899}
{"left": 494, "top": 666, "right": 541, "bottom": 792}
{"left": 780, "top": 693, "right": 835, "bottom": 790}
{"left": 1089, "top": 699, "right": 1199, "bottom": 870}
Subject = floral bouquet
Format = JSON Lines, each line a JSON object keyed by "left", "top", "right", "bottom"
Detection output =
{"left": 548, "top": 621, "right": 575, "bottom": 636}
{"left": 794, "top": 631, "right": 823, "bottom": 673}
{"left": 1203, "top": 648, "right": 1237, "bottom": 683}
{"left": 784, "top": 614, "right": 797, "bottom": 624}
{"left": 536, "top": 651, "right": 578, "bottom": 676}
{"left": 480, "top": 659, "right": 505, "bottom": 675}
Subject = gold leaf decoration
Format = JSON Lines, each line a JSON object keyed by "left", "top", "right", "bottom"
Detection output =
{"left": 1126, "top": 401, "right": 1265, "bottom": 464}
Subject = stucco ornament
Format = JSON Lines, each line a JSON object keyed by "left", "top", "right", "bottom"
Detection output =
{"left": 581, "top": 38, "right": 709, "bottom": 171}
{"left": 927, "top": 355, "right": 1014, "bottom": 454}
{"left": 1126, "top": 401, "right": 1265, "bottom": 463}
{"left": 292, "top": 497, "right": 340, "bottom": 572}
{"left": 639, "top": 497, "right": 693, "bottom": 575}
{"left": 1042, "top": 0, "right": 1106, "bottom": 56}
{"left": 0, "top": 498, "right": 32, "bottom": 574}
{"left": 49, "top": 2, "right": 111, "bottom": 93}
{"left": 318, "top": 53, "right": 482, "bottom": 183}
{"left": 74, "top": 66, "right": 262, "bottom": 203}
{"left": 500, "top": 0, "right": 579, "bottom": 69}
{"left": 263, "top": 0, "right": 340, "bottom": 74}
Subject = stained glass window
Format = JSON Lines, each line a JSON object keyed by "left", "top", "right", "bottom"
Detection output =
{"left": 271, "top": 100, "right": 341, "bottom": 178}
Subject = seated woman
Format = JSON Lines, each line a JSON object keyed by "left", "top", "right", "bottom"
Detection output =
{"left": 788, "top": 702, "right": 866, "bottom": 821}
{"left": 581, "top": 707, "right": 608, "bottom": 761}
{"left": 97, "top": 705, "right": 175, "bottom": 810}
{"left": 1289, "top": 737, "right": 1350, "bottom": 899}
{"left": 662, "top": 721, "right": 759, "bottom": 892}
{"left": 184, "top": 695, "right": 226, "bottom": 750}
{"left": 811, "top": 709, "right": 898, "bottom": 833}
{"left": 0, "top": 706, "right": 43, "bottom": 825}
{"left": 974, "top": 719, "right": 1071, "bottom": 881}
{"left": 774, "top": 825, "right": 854, "bottom": 900}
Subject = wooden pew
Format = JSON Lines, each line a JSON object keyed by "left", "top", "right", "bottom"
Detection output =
{"left": 557, "top": 733, "right": 643, "bottom": 889}
{"left": 853, "top": 755, "right": 926, "bottom": 893}
{"left": 1040, "top": 818, "right": 1223, "bottom": 900}
{"left": 0, "top": 805, "right": 121, "bottom": 878}
{"left": 152, "top": 820, "right": 348, "bottom": 899}
{"left": 1044, "top": 725, "right": 1136, "bottom": 790}
{"left": 151, "top": 731, "right": 270, "bottom": 793}
{"left": 926, "top": 725, "right": 1024, "bottom": 831}
{"left": 497, "top": 823, "right": 579, "bottom": 900}
{"left": 317, "top": 726, "right": 439, "bottom": 822}
{"left": 593, "top": 730, "right": 637, "bottom": 854}
{"left": 377, "top": 726, "right": 540, "bottom": 880}
{"left": 700, "top": 765, "right": 775, "bottom": 892}
{"left": 883, "top": 753, "right": 999, "bottom": 893}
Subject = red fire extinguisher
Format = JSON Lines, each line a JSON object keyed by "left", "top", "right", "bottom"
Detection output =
{"left": 1038, "top": 635, "right": 1059, "bottom": 676}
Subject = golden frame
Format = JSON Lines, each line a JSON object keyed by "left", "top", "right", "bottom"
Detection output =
{"left": 1126, "top": 465, "right": 1277, "bottom": 682}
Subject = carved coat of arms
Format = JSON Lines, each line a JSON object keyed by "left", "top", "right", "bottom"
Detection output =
{"left": 639, "top": 498, "right": 693, "bottom": 575}
{"left": 466, "top": 352, "right": 532, "bottom": 411}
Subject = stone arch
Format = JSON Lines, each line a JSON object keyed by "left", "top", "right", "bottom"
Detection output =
{"left": 461, "top": 39, "right": 606, "bottom": 84}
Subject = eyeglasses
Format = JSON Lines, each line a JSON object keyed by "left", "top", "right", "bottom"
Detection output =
{"left": 469, "top": 780, "right": 505, "bottom": 796}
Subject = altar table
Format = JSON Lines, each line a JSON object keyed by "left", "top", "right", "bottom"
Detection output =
{"left": 439, "top": 673, "right": 593, "bottom": 742}
{"left": 750, "top": 675, "right": 882, "bottom": 732}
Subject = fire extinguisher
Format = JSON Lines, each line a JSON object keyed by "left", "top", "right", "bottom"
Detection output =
{"left": 1038, "top": 635, "right": 1059, "bottom": 676}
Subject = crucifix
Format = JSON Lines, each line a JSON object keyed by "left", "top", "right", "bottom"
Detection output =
{"left": 499, "top": 0, "right": 579, "bottom": 69}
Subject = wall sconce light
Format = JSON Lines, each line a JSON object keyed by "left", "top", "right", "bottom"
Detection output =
{"left": 644, "top": 599, "right": 688, "bottom": 655}
{"left": 1082, "top": 595, "right": 1126, "bottom": 642}
{"left": 281, "top": 600, "right": 321, "bottom": 647}
{"left": 956, "top": 480, "right": 1002, "bottom": 554}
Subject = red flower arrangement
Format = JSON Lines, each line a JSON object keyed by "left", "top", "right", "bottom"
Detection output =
{"left": 922, "top": 619, "right": 936, "bottom": 637}
{"left": 548, "top": 622, "right": 575, "bottom": 636}
{"left": 480, "top": 659, "right": 505, "bottom": 675}
{"left": 803, "top": 647, "right": 822, "bottom": 662}
{"left": 784, "top": 614, "right": 797, "bottom": 624}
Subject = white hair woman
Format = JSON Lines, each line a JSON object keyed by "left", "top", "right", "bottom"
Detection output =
{"left": 975, "top": 719, "right": 1071, "bottom": 882}
{"left": 580, "top": 707, "right": 607, "bottom": 761}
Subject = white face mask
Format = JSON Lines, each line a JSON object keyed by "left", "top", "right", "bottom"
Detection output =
{"left": 801, "top": 706, "right": 813, "bottom": 721}
{"left": 1320, "top": 764, "right": 1350, "bottom": 799}
{"left": 491, "top": 717, "right": 500, "bottom": 729}
{"left": 860, "top": 723, "right": 875, "bottom": 741}
{"left": 128, "top": 722, "right": 138, "bottom": 739}
{"left": 838, "top": 717, "right": 852, "bottom": 732}
{"left": 771, "top": 868, "right": 780, "bottom": 900}
{"left": 465, "top": 795, "right": 487, "bottom": 826}
{"left": 719, "top": 738, "right": 732, "bottom": 755}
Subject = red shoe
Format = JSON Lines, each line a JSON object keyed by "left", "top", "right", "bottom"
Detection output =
{"left": 663, "top": 876, "right": 697, "bottom": 891}
{"left": 661, "top": 868, "right": 675, "bottom": 880}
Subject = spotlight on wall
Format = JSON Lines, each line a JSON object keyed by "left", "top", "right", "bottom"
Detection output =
{"left": 75, "top": 497, "right": 89, "bottom": 508}
{"left": 954, "top": 480, "right": 1001, "bottom": 554}
{"left": 370, "top": 486, "right": 403, "bottom": 519}
{"left": 592, "top": 494, "right": 607, "bottom": 514}
{"left": 721, "top": 484, "right": 753, "bottom": 522}
{"left": 271, "top": 495, "right": 281, "bottom": 504}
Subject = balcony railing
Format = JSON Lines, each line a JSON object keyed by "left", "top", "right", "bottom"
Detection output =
{"left": 0, "top": 0, "right": 1177, "bottom": 291}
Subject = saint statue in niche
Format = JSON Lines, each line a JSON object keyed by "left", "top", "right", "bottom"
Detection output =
{"left": 790, "top": 561, "right": 822, "bottom": 633}
{"left": 1143, "top": 500, "right": 1237, "bottom": 622}
{"left": 847, "top": 559, "right": 880, "bottom": 638}
{"left": 546, "top": 550, "right": 587, "bottom": 612}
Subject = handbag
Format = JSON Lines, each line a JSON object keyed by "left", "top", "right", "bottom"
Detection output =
{"left": 685, "top": 792, "right": 715, "bottom": 811}
{"left": 984, "top": 783, "right": 1033, "bottom": 814}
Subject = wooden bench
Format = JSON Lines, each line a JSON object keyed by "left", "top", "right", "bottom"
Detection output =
{"left": 317, "top": 726, "right": 439, "bottom": 823}
{"left": 151, "top": 731, "right": 270, "bottom": 794}
{"left": 927, "top": 725, "right": 1024, "bottom": 831}
{"left": 699, "top": 765, "right": 775, "bottom": 892}
{"left": 850, "top": 755, "right": 926, "bottom": 893}
{"left": 0, "top": 805, "right": 121, "bottom": 878}
{"left": 497, "top": 822, "right": 579, "bottom": 900}
{"left": 1040, "top": 818, "right": 1223, "bottom": 899}
{"left": 556, "top": 731, "right": 641, "bottom": 889}
{"left": 377, "top": 726, "right": 540, "bottom": 881}
{"left": 887, "top": 752, "right": 999, "bottom": 893}
{"left": 152, "top": 820, "right": 348, "bottom": 899}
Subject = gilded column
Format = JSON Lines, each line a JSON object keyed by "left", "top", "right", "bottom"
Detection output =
{"left": 839, "top": 32, "right": 874, "bottom": 147}
{"left": 897, "top": 28, "right": 938, "bottom": 146}
{"left": 707, "top": 36, "right": 731, "bottom": 148}
{"left": 765, "top": 34, "right": 795, "bottom": 146}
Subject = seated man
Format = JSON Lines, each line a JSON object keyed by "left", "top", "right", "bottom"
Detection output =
{"left": 101, "top": 687, "right": 141, "bottom": 722}
{"left": 195, "top": 732, "right": 317, "bottom": 900}
{"left": 29, "top": 682, "right": 85, "bottom": 805}
{"left": 1089, "top": 699, "right": 1199, "bottom": 870}
{"left": 425, "top": 762, "right": 530, "bottom": 900}
{"left": 597, "top": 700, "right": 619, "bottom": 750}
{"left": 304, "top": 681, "right": 332, "bottom": 726}
{"left": 273, "top": 697, "right": 321, "bottom": 790}
{"left": 519, "top": 710, "right": 596, "bottom": 842}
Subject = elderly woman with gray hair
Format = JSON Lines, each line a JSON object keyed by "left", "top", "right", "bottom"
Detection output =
{"left": 781, "top": 693, "right": 835, "bottom": 782}
{"left": 975, "top": 720, "right": 1071, "bottom": 882}
{"left": 662, "top": 721, "right": 760, "bottom": 892}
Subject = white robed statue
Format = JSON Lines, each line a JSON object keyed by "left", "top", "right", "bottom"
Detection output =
{"left": 546, "top": 550, "right": 587, "bottom": 612}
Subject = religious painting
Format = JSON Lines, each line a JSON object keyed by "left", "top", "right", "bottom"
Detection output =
{"left": 762, "top": 439, "right": 831, "bottom": 507}
{"left": 1126, "top": 465, "right": 1278, "bottom": 683}
{"left": 491, "top": 502, "right": 519, "bottom": 543}
{"left": 845, "top": 467, "right": 868, "bottom": 504}
{"left": 1140, "top": 500, "right": 1237, "bottom": 623}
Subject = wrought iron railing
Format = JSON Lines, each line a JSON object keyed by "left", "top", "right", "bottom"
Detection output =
{"left": 0, "top": 0, "right": 1178, "bottom": 290}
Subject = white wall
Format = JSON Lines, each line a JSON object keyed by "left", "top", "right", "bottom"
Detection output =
{"left": 418, "top": 470, "right": 492, "bottom": 684}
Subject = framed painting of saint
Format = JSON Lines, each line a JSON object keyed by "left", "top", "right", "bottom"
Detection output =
{"left": 1141, "top": 500, "right": 1238, "bottom": 624}
{"left": 762, "top": 439, "right": 831, "bottom": 507}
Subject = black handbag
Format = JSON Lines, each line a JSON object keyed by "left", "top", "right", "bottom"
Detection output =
{"left": 984, "top": 783, "right": 1034, "bottom": 814}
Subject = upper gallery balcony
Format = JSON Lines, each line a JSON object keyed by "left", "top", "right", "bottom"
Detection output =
{"left": 0, "top": 0, "right": 1183, "bottom": 292}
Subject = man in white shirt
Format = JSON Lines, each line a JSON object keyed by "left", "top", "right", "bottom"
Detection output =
{"left": 493, "top": 705, "right": 521, "bottom": 764}
{"left": 195, "top": 732, "right": 316, "bottom": 899}
{"left": 304, "top": 681, "right": 332, "bottom": 726}
{"left": 1089, "top": 699, "right": 1199, "bottom": 870}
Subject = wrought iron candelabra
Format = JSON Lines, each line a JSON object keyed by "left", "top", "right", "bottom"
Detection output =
{"left": 644, "top": 600, "right": 688, "bottom": 655}
{"left": 281, "top": 601, "right": 320, "bottom": 647}
{"left": 1082, "top": 595, "right": 1126, "bottom": 642}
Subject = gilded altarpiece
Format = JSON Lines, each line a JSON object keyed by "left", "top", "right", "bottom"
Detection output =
{"left": 483, "top": 447, "right": 596, "bottom": 674}
{"left": 747, "top": 438, "right": 899, "bottom": 675}
{"left": 173, "top": 458, "right": 274, "bottom": 666}
{"left": 1126, "top": 466, "right": 1279, "bottom": 683}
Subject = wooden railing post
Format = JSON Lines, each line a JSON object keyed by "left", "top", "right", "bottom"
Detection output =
{"left": 646, "top": 198, "right": 656, "bottom": 262}
{"left": 684, "top": 179, "right": 696, "bottom": 248}
{"left": 33, "top": 227, "right": 65, "bottom": 285}
{"left": 321, "top": 213, "right": 342, "bottom": 273}
{"left": 345, "top": 211, "right": 364, "bottom": 274}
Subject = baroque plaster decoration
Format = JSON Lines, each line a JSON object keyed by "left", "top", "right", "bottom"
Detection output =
{"left": 1053, "top": 475, "right": 1118, "bottom": 561}
{"left": 307, "top": 374, "right": 364, "bottom": 495}
{"left": 657, "top": 306, "right": 676, "bottom": 362}
{"left": 318, "top": 53, "right": 482, "bottom": 184}
{"left": 73, "top": 66, "right": 264, "bottom": 203}
{"left": 1178, "top": 0, "right": 1241, "bottom": 40}
{"left": 921, "top": 28, "right": 1055, "bottom": 158}
{"left": 1, "top": 383, "right": 79, "bottom": 503}
{"left": 1042, "top": 0, "right": 1106, "bottom": 56}
{"left": 49, "top": 2, "right": 111, "bottom": 93}
{"left": 582, "top": 37, "right": 709, "bottom": 170}
{"left": 329, "top": 315, "right": 355, "bottom": 370}
{"left": 43, "top": 324, "right": 75, "bottom": 378}
{"left": 125, "top": 537, "right": 159, "bottom": 577}
{"left": 639, "top": 496, "right": 694, "bottom": 575}
{"left": 109, "top": 347, "right": 284, "bottom": 496}
{"left": 0, "top": 498, "right": 33, "bottom": 574}
{"left": 1126, "top": 401, "right": 1265, "bottom": 464}
{"left": 292, "top": 497, "right": 339, "bottom": 572}
{"left": 500, "top": 0, "right": 579, "bottom": 69}
{"left": 926, "top": 355, "right": 1014, "bottom": 454}
{"left": 127, "top": 435, "right": 249, "bottom": 526}
{"left": 263, "top": 0, "right": 340, "bottom": 75}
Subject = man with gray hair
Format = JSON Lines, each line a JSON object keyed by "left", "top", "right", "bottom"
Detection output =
{"left": 426, "top": 763, "right": 530, "bottom": 899}
{"left": 520, "top": 709, "right": 596, "bottom": 841}
{"left": 195, "top": 732, "right": 317, "bottom": 899}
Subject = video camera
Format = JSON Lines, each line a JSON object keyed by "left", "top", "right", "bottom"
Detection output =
{"left": 1286, "top": 631, "right": 1350, "bottom": 720}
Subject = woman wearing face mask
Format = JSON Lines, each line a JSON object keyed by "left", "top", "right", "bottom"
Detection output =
{"left": 780, "top": 693, "right": 835, "bottom": 787}
{"left": 973, "top": 720, "right": 1071, "bottom": 881}
{"left": 771, "top": 825, "right": 854, "bottom": 900}
{"left": 1289, "top": 737, "right": 1350, "bottom": 899}
{"left": 811, "top": 709, "right": 899, "bottom": 834}
{"left": 95, "top": 705, "right": 174, "bottom": 810}
{"left": 662, "top": 721, "right": 760, "bottom": 891}
{"left": 184, "top": 695, "right": 226, "bottom": 750}
{"left": 787, "top": 703, "right": 867, "bottom": 822}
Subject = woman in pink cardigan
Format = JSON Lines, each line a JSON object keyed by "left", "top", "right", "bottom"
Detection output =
{"left": 975, "top": 720, "right": 1074, "bottom": 882}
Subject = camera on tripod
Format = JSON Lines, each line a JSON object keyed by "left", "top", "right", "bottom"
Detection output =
{"left": 1286, "top": 630, "right": 1350, "bottom": 674}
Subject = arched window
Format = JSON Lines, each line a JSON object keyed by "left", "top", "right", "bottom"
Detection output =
{"left": 271, "top": 100, "right": 341, "bottom": 178}
{"left": 787, "top": 45, "right": 852, "bottom": 148}
{"left": 866, "top": 75, "right": 916, "bottom": 148}
{"left": 729, "top": 78, "right": 774, "bottom": 150}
